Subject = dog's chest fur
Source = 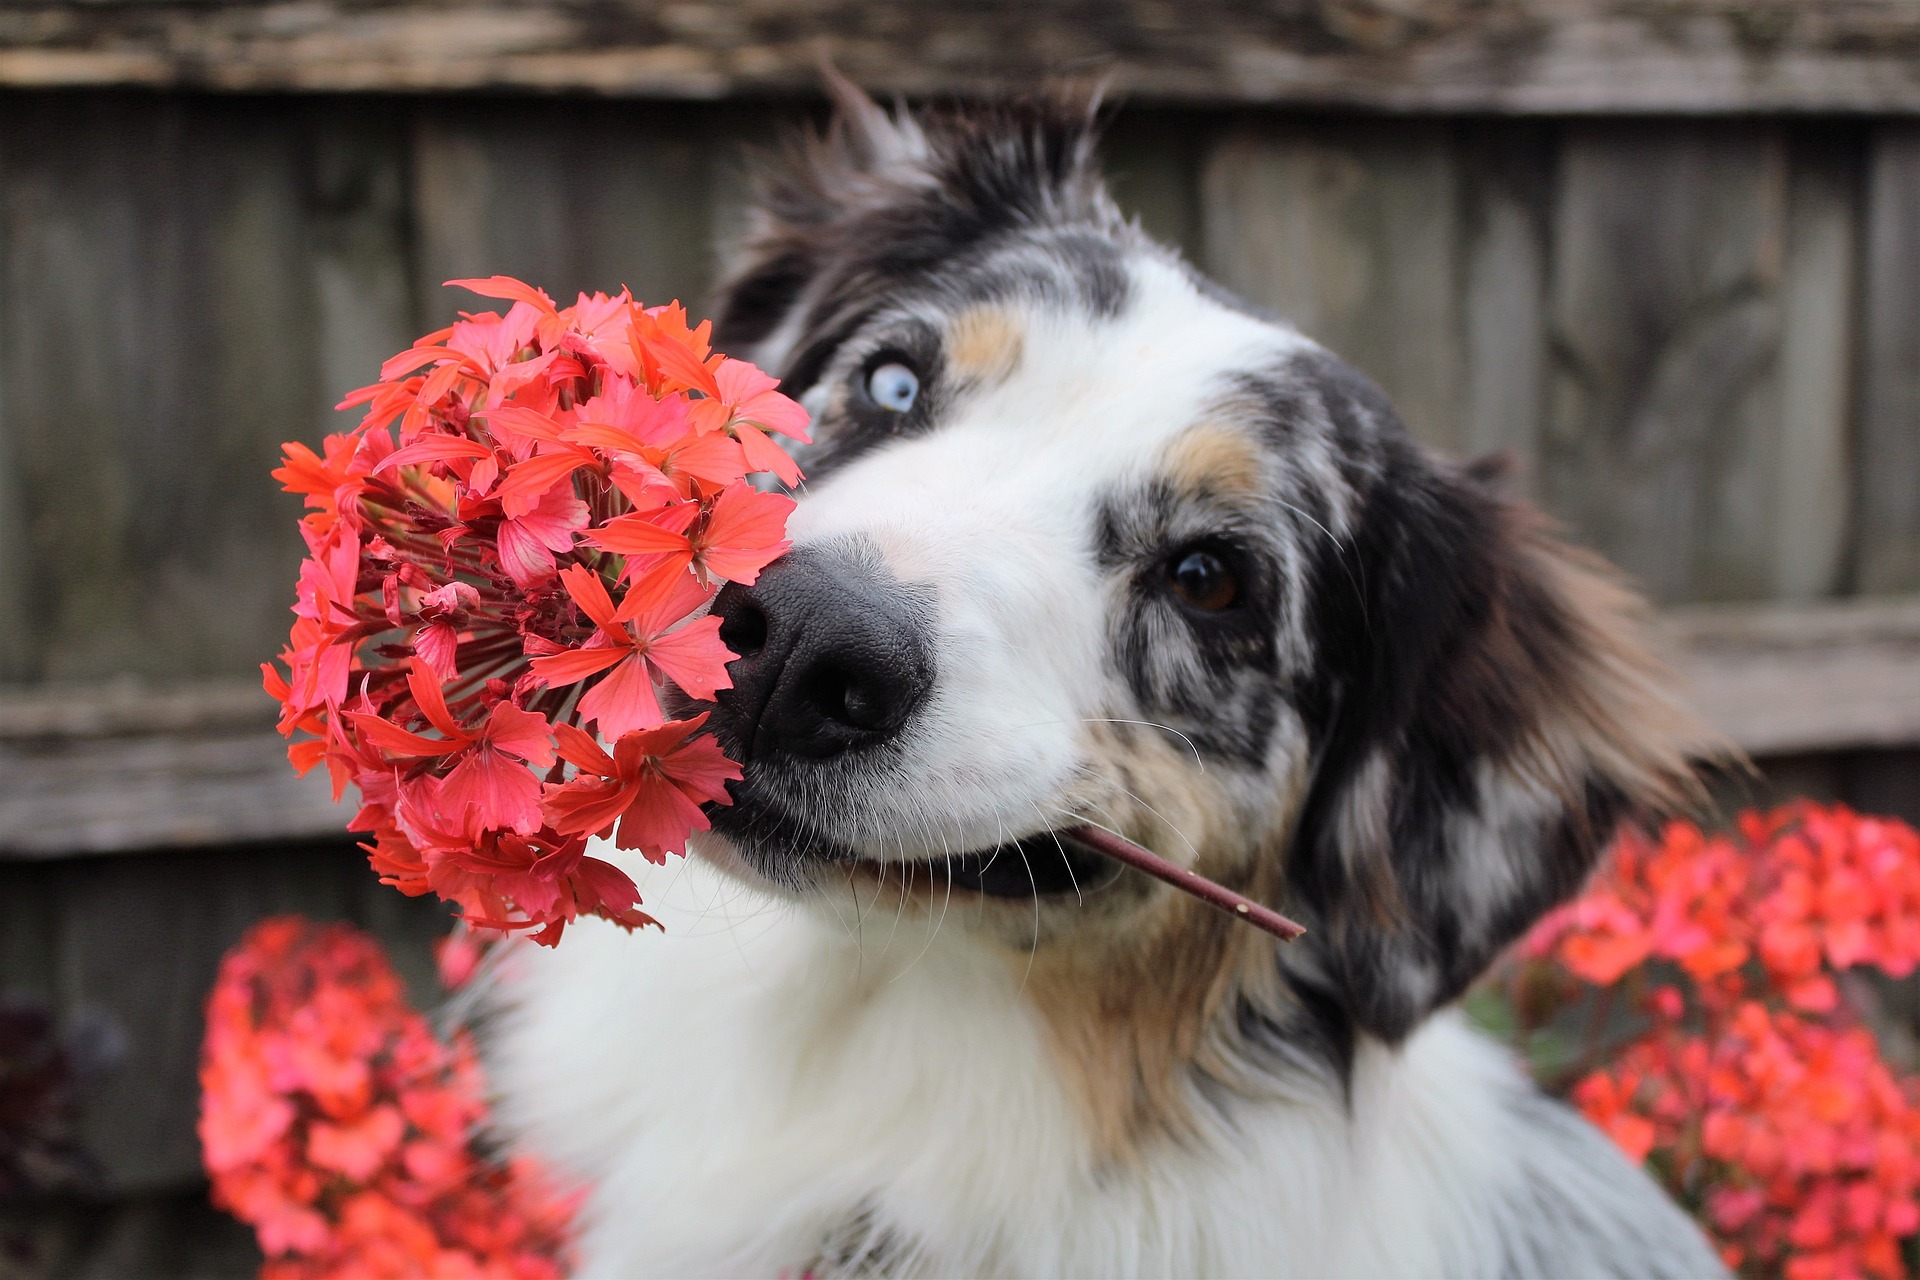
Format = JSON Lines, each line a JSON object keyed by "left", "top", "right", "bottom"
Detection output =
{"left": 484, "top": 857, "right": 1714, "bottom": 1279}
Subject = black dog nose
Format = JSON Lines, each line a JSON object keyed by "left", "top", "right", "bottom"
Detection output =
{"left": 709, "top": 550, "right": 934, "bottom": 762}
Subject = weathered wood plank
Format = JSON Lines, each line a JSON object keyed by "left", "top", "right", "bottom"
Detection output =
{"left": 0, "top": 95, "right": 414, "bottom": 688}
{"left": 1, "top": 841, "right": 450, "bottom": 1192}
{"left": 0, "top": 726, "right": 351, "bottom": 858}
{"left": 1541, "top": 122, "right": 1789, "bottom": 604}
{"left": 1200, "top": 120, "right": 1466, "bottom": 454}
{"left": 0, "top": 678, "right": 352, "bottom": 858}
{"left": 1661, "top": 597, "right": 1920, "bottom": 757}
{"left": 1772, "top": 128, "right": 1859, "bottom": 601}
{"left": 0, "top": 2, "right": 1918, "bottom": 112}
{"left": 410, "top": 100, "right": 771, "bottom": 321}
{"left": 1856, "top": 125, "right": 1920, "bottom": 595}
{"left": 1458, "top": 123, "right": 1552, "bottom": 489}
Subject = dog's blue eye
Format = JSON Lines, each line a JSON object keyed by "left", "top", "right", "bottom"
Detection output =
{"left": 866, "top": 362, "right": 919, "bottom": 413}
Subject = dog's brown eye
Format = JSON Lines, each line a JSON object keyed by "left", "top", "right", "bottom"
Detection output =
{"left": 1168, "top": 549, "right": 1238, "bottom": 612}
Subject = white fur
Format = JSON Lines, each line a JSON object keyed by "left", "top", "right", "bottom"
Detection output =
{"left": 487, "top": 853, "right": 1685, "bottom": 1278}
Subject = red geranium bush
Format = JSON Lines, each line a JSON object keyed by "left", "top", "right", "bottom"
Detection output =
{"left": 265, "top": 279, "right": 806, "bottom": 946}
{"left": 200, "top": 917, "right": 578, "bottom": 1278}
{"left": 1498, "top": 803, "right": 1920, "bottom": 1279}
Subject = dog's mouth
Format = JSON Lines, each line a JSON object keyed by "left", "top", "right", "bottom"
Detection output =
{"left": 876, "top": 832, "right": 1120, "bottom": 898}
{"left": 709, "top": 793, "right": 1117, "bottom": 898}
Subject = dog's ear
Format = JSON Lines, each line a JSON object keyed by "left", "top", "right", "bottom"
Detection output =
{"left": 1285, "top": 366, "right": 1727, "bottom": 1043}
{"left": 710, "top": 79, "right": 1115, "bottom": 379}
{"left": 710, "top": 72, "right": 930, "bottom": 365}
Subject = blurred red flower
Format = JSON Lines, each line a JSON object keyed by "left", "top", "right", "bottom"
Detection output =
{"left": 1511, "top": 803, "right": 1920, "bottom": 1279}
{"left": 200, "top": 917, "right": 579, "bottom": 1278}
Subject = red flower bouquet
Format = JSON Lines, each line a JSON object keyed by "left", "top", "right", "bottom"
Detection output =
{"left": 264, "top": 279, "right": 808, "bottom": 946}
{"left": 1505, "top": 804, "right": 1920, "bottom": 1279}
{"left": 200, "top": 918, "right": 579, "bottom": 1278}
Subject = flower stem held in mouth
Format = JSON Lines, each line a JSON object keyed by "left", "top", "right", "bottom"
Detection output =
{"left": 1064, "top": 826, "right": 1307, "bottom": 942}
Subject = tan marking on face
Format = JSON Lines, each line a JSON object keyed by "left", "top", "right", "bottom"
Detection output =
{"left": 1013, "top": 720, "right": 1305, "bottom": 1163}
{"left": 944, "top": 306, "right": 1025, "bottom": 385}
{"left": 1161, "top": 422, "right": 1265, "bottom": 501}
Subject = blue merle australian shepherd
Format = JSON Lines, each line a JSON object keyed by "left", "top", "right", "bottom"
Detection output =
{"left": 484, "top": 86, "right": 1730, "bottom": 1277}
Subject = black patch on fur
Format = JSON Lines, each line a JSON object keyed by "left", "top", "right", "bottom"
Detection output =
{"left": 1094, "top": 479, "right": 1283, "bottom": 768}
{"left": 1274, "top": 348, "right": 1632, "bottom": 1043}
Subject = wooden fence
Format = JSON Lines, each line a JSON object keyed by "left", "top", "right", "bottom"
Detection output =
{"left": 4, "top": 4, "right": 1920, "bottom": 1274}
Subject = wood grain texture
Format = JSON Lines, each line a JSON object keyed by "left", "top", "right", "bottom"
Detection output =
{"left": 1201, "top": 120, "right": 1467, "bottom": 453}
{"left": 0, "top": 95, "right": 414, "bottom": 688}
{"left": 1661, "top": 596, "right": 1920, "bottom": 757}
{"left": 1856, "top": 125, "right": 1920, "bottom": 595}
{"left": 0, "top": 2, "right": 1918, "bottom": 111}
{"left": 410, "top": 99, "right": 778, "bottom": 320}
{"left": 1542, "top": 122, "right": 1789, "bottom": 604}
{"left": 1458, "top": 122, "right": 1552, "bottom": 490}
{"left": 1, "top": 841, "right": 449, "bottom": 1192}
{"left": 1773, "top": 128, "right": 1859, "bottom": 601}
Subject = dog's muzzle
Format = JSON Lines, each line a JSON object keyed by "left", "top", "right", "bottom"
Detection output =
{"left": 706, "top": 548, "right": 934, "bottom": 764}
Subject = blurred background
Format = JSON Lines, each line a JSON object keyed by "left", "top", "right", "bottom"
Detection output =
{"left": 1, "top": 1, "right": 1917, "bottom": 1274}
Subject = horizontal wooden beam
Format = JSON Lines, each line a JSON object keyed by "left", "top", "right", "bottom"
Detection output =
{"left": 0, "top": 679, "right": 354, "bottom": 858}
{"left": 0, "top": 2, "right": 1918, "bottom": 113}
{"left": 4, "top": 595, "right": 1918, "bottom": 858}
{"left": 1660, "top": 596, "right": 1920, "bottom": 758}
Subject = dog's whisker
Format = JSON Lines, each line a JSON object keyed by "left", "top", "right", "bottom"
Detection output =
{"left": 998, "top": 714, "right": 1208, "bottom": 774}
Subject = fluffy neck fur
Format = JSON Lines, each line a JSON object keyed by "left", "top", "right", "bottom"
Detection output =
{"left": 484, "top": 853, "right": 1716, "bottom": 1279}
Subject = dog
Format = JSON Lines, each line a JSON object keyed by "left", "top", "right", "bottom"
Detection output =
{"left": 483, "top": 87, "right": 1730, "bottom": 1278}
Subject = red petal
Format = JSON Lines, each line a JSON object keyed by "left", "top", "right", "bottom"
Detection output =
{"left": 529, "top": 644, "right": 629, "bottom": 687}
{"left": 735, "top": 423, "right": 803, "bottom": 487}
{"left": 445, "top": 275, "right": 557, "bottom": 313}
{"left": 483, "top": 701, "right": 555, "bottom": 767}
{"left": 660, "top": 730, "right": 742, "bottom": 805}
{"left": 590, "top": 512, "right": 694, "bottom": 559}
{"left": 552, "top": 723, "right": 617, "bottom": 777}
{"left": 696, "top": 482, "right": 795, "bottom": 584}
{"left": 542, "top": 776, "right": 636, "bottom": 838}
{"left": 579, "top": 655, "right": 665, "bottom": 739}
{"left": 377, "top": 433, "right": 492, "bottom": 473}
{"left": 496, "top": 452, "right": 593, "bottom": 516}
{"left": 438, "top": 746, "right": 545, "bottom": 834}
{"left": 347, "top": 712, "right": 458, "bottom": 758}
{"left": 572, "top": 856, "right": 643, "bottom": 915}
{"left": 613, "top": 776, "right": 710, "bottom": 860}
{"left": 481, "top": 404, "right": 571, "bottom": 446}
{"left": 557, "top": 564, "right": 621, "bottom": 633}
{"left": 496, "top": 517, "right": 559, "bottom": 588}
{"left": 414, "top": 621, "right": 460, "bottom": 681}
{"left": 407, "top": 663, "right": 470, "bottom": 741}
{"left": 644, "top": 615, "right": 733, "bottom": 701}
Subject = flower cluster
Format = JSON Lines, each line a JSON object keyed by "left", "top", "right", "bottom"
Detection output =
{"left": 199, "top": 917, "right": 579, "bottom": 1278}
{"left": 265, "top": 278, "right": 807, "bottom": 945}
{"left": 1510, "top": 804, "right": 1920, "bottom": 1279}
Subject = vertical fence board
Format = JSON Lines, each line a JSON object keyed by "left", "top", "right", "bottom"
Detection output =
{"left": 1200, "top": 120, "right": 1465, "bottom": 453}
{"left": 1103, "top": 112, "right": 1206, "bottom": 261}
{"left": 1542, "top": 123, "right": 1788, "bottom": 604}
{"left": 410, "top": 101, "right": 766, "bottom": 323}
{"left": 9, "top": 841, "right": 449, "bottom": 1194}
{"left": 1856, "top": 125, "right": 1920, "bottom": 595}
{"left": 303, "top": 100, "right": 420, "bottom": 428}
{"left": 1458, "top": 124, "right": 1552, "bottom": 489}
{"left": 1773, "top": 129, "right": 1859, "bottom": 601}
{"left": 0, "top": 95, "right": 417, "bottom": 686}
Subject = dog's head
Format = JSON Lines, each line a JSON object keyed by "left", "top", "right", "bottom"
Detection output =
{"left": 694, "top": 87, "right": 1718, "bottom": 1130}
